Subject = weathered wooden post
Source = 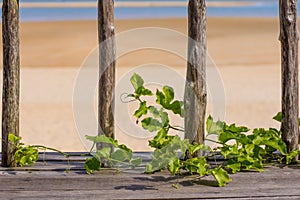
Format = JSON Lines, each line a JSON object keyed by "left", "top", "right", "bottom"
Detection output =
{"left": 184, "top": 0, "right": 207, "bottom": 150}
{"left": 279, "top": 0, "right": 299, "bottom": 160}
{"left": 1, "top": 0, "right": 20, "bottom": 167}
{"left": 97, "top": 0, "right": 115, "bottom": 144}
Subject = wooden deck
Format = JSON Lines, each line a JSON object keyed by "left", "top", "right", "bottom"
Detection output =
{"left": 0, "top": 152, "right": 300, "bottom": 199}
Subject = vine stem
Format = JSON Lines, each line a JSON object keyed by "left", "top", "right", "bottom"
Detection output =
{"left": 32, "top": 145, "right": 69, "bottom": 157}
{"left": 169, "top": 125, "right": 184, "bottom": 132}
{"left": 205, "top": 138, "right": 225, "bottom": 145}
{"left": 32, "top": 145, "right": 91, "bottom": 158}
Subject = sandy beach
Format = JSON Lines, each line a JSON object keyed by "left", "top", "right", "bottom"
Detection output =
{"left": 0, "top": 17, "right": 288, "bottom": 151}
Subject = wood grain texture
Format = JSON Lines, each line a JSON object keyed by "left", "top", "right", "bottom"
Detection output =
{"left": 184, "top": 0, "right": 207, "bottom": 149}
{"left": 97, "top": 0, "right": 115, "bottom": 143}
{"left": 279, "top": 0, "right": 299, "bottom": 160}
{"left": 1, "top": 0, "right": 20, "bottom": 167}
{"left": 0, "top": 153, "right": 299, "bottom": 199}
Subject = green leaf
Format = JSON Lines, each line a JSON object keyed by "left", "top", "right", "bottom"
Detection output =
{"left": 8, "top": 133, "right": 22, "bottom": 145}
{"left": 211, "top": 167, "right": 232, "bottom": 187}
{"left": 130, "top": 73, "right": 153, "bottom": 97}
{"left": 84, "top": 157, "right": 101, "bottom": 174}
{"left": 273, "top": 111, "right": 300, "bottom": 126}
{"left": 206, "top": 116, "right": 225, "bottom": 135}
{"left": 96, "top": 147, "right": 111, "bottom": 159}
{"left": 185, "top": 157, "right": 208, "bottom": 176}
{"left": 156, "top": 89, "right": 166, "bottom": 105}
{"left": 130, "top": 158, "right": 142, "bottom": 168}
{"left": 148, "top": 106, "right": 160, "bottom": 118}
{"left": 111, "top": 149, "right": 132, "bottom": 163}
{"left": 264, "top": 138, "right": 287, "bottom": 155}
{"left": 130, "top": 73, "right": 144, "bottom": 90}
{"left": 14, "top": 146, "right": 39, "bottom": 167}
{"left": 160, "top": 110, "right": 169, "bottom": 128}
{"left": 169, "top": 136, "right": 190, "bottom": 155}
{"left": 146, "top": 158, "right": 167, "bottom": 173}
{"left": 219, "top": 131, "right": 251, "bottom": 145}
{"left": 188, "top": 143, "right": 206, "bottom": 155}
{"left": 169, "top": 100, "right": 184, "bottom": 117}
{"left": 152, "top": 128, "right": 166, "bottom": 141}
{"left": 118, "top": 144, "right": 132, "bottom": 152}
{"left": 252, "top": 128, "right": 287, "bottom": 155}
{"left": 286, "top": 150, "right": 300, "bottom": 164}
{"left": 141, "top": 117, "right": 162, "bottom": 132}
{"left": 219, "top": 144, "right": 239, "bottom": 158}
{"left": 236, "top": 152, "right": 264, "bottom": 172}
{"left": 226, "top": 159, "right": 241, "bottom": 174}
{"left": 87, "top": 135, "right": 134, "bottom": 167}
{"left": 134, "top": 101, "right": 148, "bottom": 119}
{"left": 148, "top": 107, "right": 170, "bottom": 128}
{"left": 147, "top": 136, "right": 188, "bottom": 173}
{"left": 168, "top": 158, "right": 181, "bottom": 175}
{"left": 217, "top": 123, "right": 250, "bottom": 145}
{"left": 156, "top": 87, "right": 184, "bottom": 117}
{"left": 163, "top": 86, "right": 175, "bottom": 103}
{"left": 273, "top": 112, "right": 282, "bottom": 123}
{"left": 225, "top": 123, "right": 250, "bottom": 134}
{"left": 136, "top": 86, "right": 153, "bottom": 96}
{"left": 149, "top": 128, "right": 174, "bottom": 149}
{"left": 85, "top": 135, "right": 119, "bottom": 147}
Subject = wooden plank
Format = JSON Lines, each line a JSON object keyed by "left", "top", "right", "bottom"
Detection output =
{"left": 33, "top": 152, "right": 152, "bottom": 162}
{"left": 0, "top": 166, "right": 299, "bottom": 199}
{"left": 0, "top": 152, "right": 152, "bottom": 172}
{"left": 1, "top": 0, "right": 20, "bottom": 167}
{"left": 0, "top": 153, "right": 299, "bottom": 199}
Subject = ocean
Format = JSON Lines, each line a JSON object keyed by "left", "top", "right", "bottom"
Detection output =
{"left": 0, "top": 0, "right": 297, "bottom": 22}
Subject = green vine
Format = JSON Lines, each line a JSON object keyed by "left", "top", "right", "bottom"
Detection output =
{"left": 84, "top": 135, "right": 142, "bottom": 174}
{"left": 8, "top": 72, "right": 300, "bottom": 188}
{"left": 8, "top": 133, "right": 141, "bottom": 174}
{"left": 125, "top": 73, "right": 300, "bottom": 187}
{"left": 9, "top": 134, "right": 75, "bottom": 167}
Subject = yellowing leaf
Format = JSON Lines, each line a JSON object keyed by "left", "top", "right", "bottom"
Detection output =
{"left": 211, "top": 167, "right": 232, "bottom": 187}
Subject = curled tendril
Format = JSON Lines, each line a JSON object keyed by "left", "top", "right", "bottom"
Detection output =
{"left": 120, "top": 93, "right": 138, "bottom": 103}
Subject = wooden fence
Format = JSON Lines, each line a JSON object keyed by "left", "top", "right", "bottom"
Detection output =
{"left": 1, "top": 0, "right": 299, "bottom": 167}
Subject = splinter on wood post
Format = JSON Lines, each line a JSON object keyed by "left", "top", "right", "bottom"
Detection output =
{"left": 97, "top": 0, "right": 116, "bottom": 150}
{"left": 1, "top": 0, "right": 20, "bottom": 167}
{"left": 184, "top": 0, "right": 207, "bottom": 155}
{"left": 279, "top": 0, "right": 299, "bottom": 161}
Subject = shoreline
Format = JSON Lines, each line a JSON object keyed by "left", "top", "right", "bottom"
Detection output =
{"left": 0, "top": 1, "right": 258, "bottom": 8}
{"left": 17, "top": 16, "right": 281, "bottom": 24}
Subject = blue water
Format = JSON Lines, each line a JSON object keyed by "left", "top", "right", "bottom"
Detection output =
{"left": 0, "top": 0, "right": 297, "bottom": 21}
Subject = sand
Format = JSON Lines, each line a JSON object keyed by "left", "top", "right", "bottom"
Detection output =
{"left": 0, "top": 17, "right": 289, "bottom": 151}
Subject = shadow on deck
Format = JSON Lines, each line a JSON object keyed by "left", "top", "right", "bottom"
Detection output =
{"left": 0, "top": 152, "right": 299, "bottom": 199}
